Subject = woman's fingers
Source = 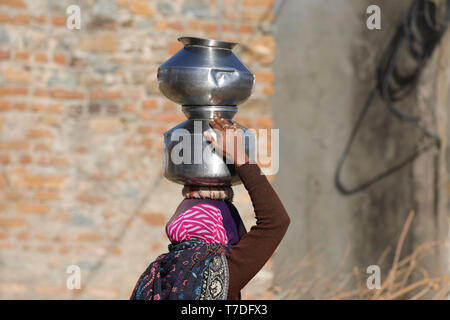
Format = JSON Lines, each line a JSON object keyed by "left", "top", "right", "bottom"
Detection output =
{"left": 203, "top": 131, "right": 215, "bottom": 143}
{"left": 209, "top": 119, "right": 222, "bottom": 131}
{"left": 214, "top": 117, "right": 232, "bottom": 129}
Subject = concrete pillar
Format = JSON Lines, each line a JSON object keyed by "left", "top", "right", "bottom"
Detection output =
{"left": 272, "top": 0, "right": 448, "bottom": 298}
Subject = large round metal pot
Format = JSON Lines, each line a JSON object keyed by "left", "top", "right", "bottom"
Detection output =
{"left": 162, "top": 118, "right": 256, "bottom": 186}
{"left": 157, "top": 37, "right": 254, "bottom": 106}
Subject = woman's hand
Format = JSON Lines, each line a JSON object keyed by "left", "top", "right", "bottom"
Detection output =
{"left": 203, "top": 117, "right": 250, "bottom": 167}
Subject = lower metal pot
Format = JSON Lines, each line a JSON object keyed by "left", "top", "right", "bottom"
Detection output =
{"left": 162, "top": 119, "right": 256, "bottom": 186}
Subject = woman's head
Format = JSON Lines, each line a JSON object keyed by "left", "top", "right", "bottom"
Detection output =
{"left": 166, "top": 203, "right": 228, "bottom": 244}
{"left": 166, "top": 185, "right": 246, "bottom": 245}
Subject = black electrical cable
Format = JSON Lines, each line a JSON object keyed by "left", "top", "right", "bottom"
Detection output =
{"left": 335, "top": 0, "right": 450, "bottom": 195}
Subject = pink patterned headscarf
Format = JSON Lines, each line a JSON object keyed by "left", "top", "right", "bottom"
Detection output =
{"left": 166, "top": 203, "right": 229, "bottom": 245}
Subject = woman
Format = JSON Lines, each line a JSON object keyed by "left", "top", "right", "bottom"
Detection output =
{"left": 131, "top": 117, "right": 290, "bottom": 300}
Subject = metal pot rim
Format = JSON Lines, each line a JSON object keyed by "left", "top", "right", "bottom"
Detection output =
{"left": 178, "top": 36, "right": 238, "bottom": 50}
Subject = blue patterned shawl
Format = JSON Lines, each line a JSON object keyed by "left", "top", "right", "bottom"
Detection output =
{"left": 131, "top": 240, "right": 231, "bottom": 300}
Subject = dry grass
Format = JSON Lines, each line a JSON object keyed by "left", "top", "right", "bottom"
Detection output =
{"left": 270, "top": 211, "right": 450, "bottom": 300}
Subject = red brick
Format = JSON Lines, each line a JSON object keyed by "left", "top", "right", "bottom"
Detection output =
{"left": 169, "top": 21, "right": 183, "bottom": 31}
{"left": 138, "top": 126, "right": 152, "bottom": 134}
{"left": 254, "top": 70, "right": 274, "bottom": 83}
{"left": 0, "top": 99, "right": 10, "bottom": 110}
{"left": 239, "top": 24, "right": 253, "bottom": 33}
{"left": 1, "top": 67, "right": 31, "bottom": 83}
{"left": 34, "top": 89, "right": 84, "bottom": 99}
{"left": 59, "top": 246, "right": 71, "bottom": 255}
{"left": 74, "top": 146, "right": 87, "bottom": 154}
{"left": 4, "top": 190, "right": 21, "bottom": 201}
{"left": 37, "top": 156, "right": 51, "bottom": 167}
{"left": 242, "top": 10, "right": 273, "bottom": 22}
{"left": 19, "top": 154, "right": 32, "bottom": 164}
{"left": 203, "top": 23, "right": 217, "bottom": 34}
{"left": 0, "top": 12, "right": 10, "bottom": 23}
{"left": 138, "top": 112, "right": 153, "bottom": 121}
{"left": 89, "top": 90, "right": 121, "bottom": 100}
{"left": 256, "top": 116, "right": 273, "bottom": 128}
{"left": 0, "top": 231, "right": 8, "bottom": 239}
{"left": 89, "top": 117, "right": 122, "bottom": 133}
{"left": 157, "top": 113, "right": 186, "bottom": 123}
{"left": 52, "top": 155, "right": 68, "bottom": 167}
{"left": 48, "top": 104, "right": 63, "bottom": 113}
{"left": 162, "top": 101, "right": 176, "bottom": 112}
{"left": 34, "top": 142, "right": 50, "bottom": 152}
{"left": 35, "top": 233, "right": 47, "bottom": 241}
{"left": 27, "top": 129, "right": 53, "bottom": 139}
{"left": 100, "top": 21, "right": 116, "bottom": 30}
{"left": 154, "top": 20, "right": 169, "bottom": 30}
{"left": 11, "top": 13, "right": 28, "bottom": 24}
{"left": 188, "top": 21, "right": 202, "bottom": 31}
{"left": 51, "top": 88, "right": 84, "bottom": 99}
{"left": 142, "top": 99, "right": 158, "bottom": 110}
{"left": 245, "top": 35, "right": 275, "bottom": 65}
{"left": 16, "top": 203, "right": 48, "bottom": 215}
{"left": 33, "top": 191, "right": 59, "bottom": 201}
{"left": 118, "top": 0, "right": 154, "bottom": 16}
{"left": 233, "top": 116, "right": 254, "bottom": 129}
{"left": 121, "top": 87, "right": 141, "bottom": 99}
{"left": 168, "top": 41, "right": 183, "bottom": 55}
{"left": 33, "top": 14, "right": 46, "bottom": 23}
{"left": 243, "top": 0, "right": 274, "bottom": 6}
{"left": 33, "top": 89, "right": 50, "bottom": 97}
{"left": 153, "top": 125, "right": 168, "bottom": 135}
{"left": 0, "top": 0, "right": 26, "bottom": 8}
{"left": 81, "top": 34, "right": 118, "bottom": 52}
{"left": 37, "top": 244, "right": 53, "bottom": 252}
{"left": 0, "top": 141, "right": 29, "bottom": 150}
{"left": 76, "top": 193, "right": 105, "bottom": 204}
{"left": 12, "top": 172, "right": 67, "bottom": 190}
{"left": 14, "top": 51, "right": 29, "bottom": 60}
{"left": 54, "top": 212, "right": 70, "bottom": 221}
{"left": 0, "top": 283, "right": 27, "bottom": 295}
{"left": 124, "top": 138, "right": 138, "bottom": 147}
{"left": 37, "top": 156, "right": 49, "bottom": 166}
{"left": 0, "top": 12, "right": 9, "bottom": 23}
{"left": 140, "top": 138, "right": 153, "bottom": 148}
{"left": 53, "top": 53, "right": 66, "bottom": 64}
{"left": 263, "top": 85, "right": 274, "bottom": 95}
{"left": 221, "top": 24, "right": 235, "bottom": 32}
{"left": 0, "top": 87, "right": 28, "bottom": 95}
{"left": 51, "top": 14, "right": 65, "bottom": 26}
{"left": 44, "top": 176, "right": 67, "bottom": 189}
{"left": 0, "top": 50, "right": 10, "bottom": 59}
{"left": 138, "top": 212, "right": 166, "bottom": 226}
{"left": 16, "top": 231, "right": 29, "bottom": 241}
{"left": 0, "top": 242, "right": 14, "bottom": 249}
{"left": 76, "top": 233, "right": 104, "bottom": 242}
{"left": 0, "top": 154, "right": 9, "bottom": 164}
{"left": 123, "top": 103, "right": 136, "bottom": 112}
{"left": 0, "top": 217, "right": 26, "bottom": 227}
{"left": 30, "top": 103, "right": 45, "bottom": 112}
{"left": 33, "top": 285, "right": 67, "bottom": 295}
{"left": 13, "top": 102, "right": 26, "bottom": 110}
{"left": 34, "top": 52, "right": 48, "bottom": 63}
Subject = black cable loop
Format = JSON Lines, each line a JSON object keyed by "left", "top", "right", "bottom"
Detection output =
{"left": 335, "top": 0, "right": 449, "bottom": 195}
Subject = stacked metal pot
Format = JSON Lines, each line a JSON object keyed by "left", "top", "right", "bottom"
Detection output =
{"left": 158, "top": 37, "right": 256, "bottom": 187}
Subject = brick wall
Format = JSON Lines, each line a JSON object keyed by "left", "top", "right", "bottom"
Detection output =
{"left": 0, "top": 0, "right": 275, "bottom": 299}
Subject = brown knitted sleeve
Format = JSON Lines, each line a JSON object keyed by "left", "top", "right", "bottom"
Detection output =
{"left": 226, "top": 163, "right": 290, "bottom": 299}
